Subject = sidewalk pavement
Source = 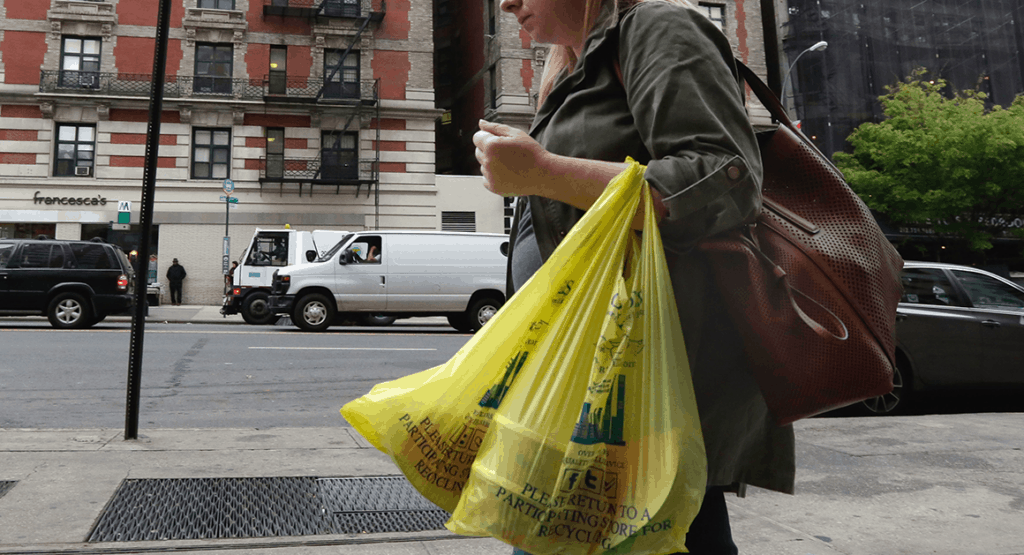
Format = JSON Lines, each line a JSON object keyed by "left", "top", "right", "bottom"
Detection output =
{"left": 2, "top": 415, "right": 1022, "bottom": 555}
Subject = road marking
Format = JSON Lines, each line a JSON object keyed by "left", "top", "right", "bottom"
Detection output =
{"left": 249, "top": 346, "right": 437, "bottom": 351}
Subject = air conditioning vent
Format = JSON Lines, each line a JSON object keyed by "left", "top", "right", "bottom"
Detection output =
{"left": 441, "top": 211, "right": 476, "bottom": 233}
{"left": 75, "top": 166, "right": 92, "bottom": 177}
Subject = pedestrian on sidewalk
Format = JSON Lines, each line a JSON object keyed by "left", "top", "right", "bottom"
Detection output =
{"left": 167, "top": 258, "right": 187, "bottom": 306}
{"left": 475, "top": 0, "right": 795, "bottom": 552}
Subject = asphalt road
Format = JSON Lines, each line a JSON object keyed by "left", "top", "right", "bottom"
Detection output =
{"left": 0, "top": 322, "right": 474, "bottom": 429}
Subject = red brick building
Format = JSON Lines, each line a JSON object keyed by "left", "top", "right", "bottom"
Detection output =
{"left": 0, "top": 0, "right": 502, "bottom": 304}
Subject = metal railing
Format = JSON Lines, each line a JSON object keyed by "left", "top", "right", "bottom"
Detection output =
{"left": 263, "top": 76, "right": 378, "bottom": 104}
{"left": 263, "top": 0, "right": 384, "bottom": 18}
{"left": 40, "top": 71, "right": 379, "bottom": 105}
{"left": 40, "top": 71, "right": 264, "bottom": 100}
{"left": 259, "top": 155, "right": 379, "bottom": 183}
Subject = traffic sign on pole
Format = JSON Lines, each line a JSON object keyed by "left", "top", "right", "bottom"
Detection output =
{"left": 222, "top": 179, "right": 235, "bottom": 195}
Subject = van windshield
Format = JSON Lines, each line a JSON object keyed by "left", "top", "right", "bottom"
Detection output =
{"left": 319, "top": 233, "right": 352, "bottom": 260}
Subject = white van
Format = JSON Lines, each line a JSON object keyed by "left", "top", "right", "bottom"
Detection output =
{"left": 267, "top": 231, "right": 509, "bottom": 332}
{"left": 222, "top": 228, "right": 348, "bottom": 325}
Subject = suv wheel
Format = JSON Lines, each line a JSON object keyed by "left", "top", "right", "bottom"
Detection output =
{"left": 860, "top": 357, "right": 911, "bottom": 416}
{"left": 48, "top": 292, "right": 93, "bottom": 329}
{"left": 293, "top": 293, "right": 335, "bottom": 332}
{"left": 242, "top": 292, "right": 281, "bottom": 326}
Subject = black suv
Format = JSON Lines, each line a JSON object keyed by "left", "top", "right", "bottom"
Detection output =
{"left": 0, "top": 238, "right": 135, "bottom": 329}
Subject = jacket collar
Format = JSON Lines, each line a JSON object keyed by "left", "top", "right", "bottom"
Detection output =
{"left": 529, "top": 0, "right": 624, "bottom": 136}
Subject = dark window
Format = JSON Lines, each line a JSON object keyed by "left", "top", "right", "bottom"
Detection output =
{"left": 698, "top": 3, "right": 725, "bottom": 31}
{"left": 194, "top": 43, "right": 233, "bottom": 94}
{"left": 485, "top": 0, "right": 496, "bottom": 36}
{"left": 321, "top": 131, "right": 358, "bottom": 180}
{"left": 488, "top": 67, "right": 497, "bottom": 109}
{"left": 247, "top": 233, "right": 289, "bottom": 266}
{"left": 192, "top": 128, "right": 231, "bottom": 180}
{"left": 900, "top": 268, "right": 961, "bottom": 306}
{"left": 266, "top": 127, "right": 285, "bottom": 179}
{"left": 54, "top": 124, "right": 96, "bottom": 177}
{"left": 70, "top": 243, "right": 114, "bottom": 269}
{"left": 269, "top": 46, "right": 287, "bottom": 95}
{"left": 18, "top": 244, "right": 62, "bottom": 269}
{"left": 60, "top": 37, "right": 101, "bottom": 89}
{"left": 198, "top": 0, "right": 234, "bottom": 8}
{"left": 0, "top": 243, "right": 14, "bottom": 268}
{"left": 952, "top": 270, "right": 1024, "bottom": 310}
{"left": 324, "top": 49, "right": 360, "bottom": 99}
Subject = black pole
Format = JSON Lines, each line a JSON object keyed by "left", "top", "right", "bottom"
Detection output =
{"left": 125, "top": 0, "right": 171, "bottom": 440}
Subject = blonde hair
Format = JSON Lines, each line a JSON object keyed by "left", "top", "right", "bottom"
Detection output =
{"left": 537, "top": 0, "right": 694, "bottom": 105}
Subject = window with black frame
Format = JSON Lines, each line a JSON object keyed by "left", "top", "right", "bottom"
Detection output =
{"left": 194, "top": 43, "right": 233, "bottom": 94}
{"left": 60, "top": 37, "right": 101, "bottom": 89}
{"left": 192, "top": 128, "right": 231, "bottom": 179}
{"left": 320, "top": 131, "right": 358, "bottom": 180}
{"left": 55, "top": 124, "right": 96, "bottom": 177}
{"left": 697, "top": 3, "right": 726, "bottom": 31}
{"left": 198, "top": 0, "right": 234, "bottom": 8}
{"left": 323, "top": 49, "right": 359, "bottom": 99}
{"left": 269, "top": 46, "right": 288, "bottom": 95}
{"left": 266, "top": 127, "right": 285, "bottom": 179}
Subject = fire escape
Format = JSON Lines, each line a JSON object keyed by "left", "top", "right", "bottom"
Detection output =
{"left": 260, "top": 0, "right": 387, "bottom": 227}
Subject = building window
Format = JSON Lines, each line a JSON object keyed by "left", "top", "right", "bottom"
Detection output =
{"left": 54, "top": 124, "right": 95, "bottom": 177}
{"left": 266, "top": 127, "right": 285, "bottom": 179}
{"left": 194, "top": 43, "right": 233, "bottom": 94}
{"left": 60, "top": 37, "right": 101, "bottom": 89}
{"left": 198, "top": 0, "right": 235, "bottom": 8}
{"left": 485, "top": 0, "right": 496, "bottom": 36}
{"left": 324, "top": 49, "right": 360, "bottom": 99}
{"left": 488, "top": 67, "right": 497, "bottom": 109}
{"left": 192, "top": 128, "right": 231, "bottom": 180}
{"left": 269, "top": 46, "right": 288, "bottom": 95}
{"left": 321, "top": 131, "right": 358, "bottom": 180}
{"left": 698, "top": 3, "right": 725, "bottom": 31}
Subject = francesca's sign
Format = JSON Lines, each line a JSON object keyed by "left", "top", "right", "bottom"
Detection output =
{"left": 33, "top": 191, "right": 108, "bottom": 206}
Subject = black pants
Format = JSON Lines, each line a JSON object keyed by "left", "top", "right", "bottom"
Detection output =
{"left": 169, "top": 282, "right": 182, "bottom": 304}
{"left": 511, "top": 487, "right": 738, "bottom": 555}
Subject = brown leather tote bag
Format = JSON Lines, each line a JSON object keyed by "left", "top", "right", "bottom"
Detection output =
{"left": 696, "top": 62, "right": 905, "bottom": 425}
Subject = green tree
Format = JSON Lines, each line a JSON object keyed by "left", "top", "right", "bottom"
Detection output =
{"left": 834, "top": 69, "right": 1024, "bottom": 254}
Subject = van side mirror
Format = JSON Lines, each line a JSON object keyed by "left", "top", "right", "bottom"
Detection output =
{"left": 305, "top": 250, "right": 316, "bottom": 262}
{"left": 339, "top": 250, "right": 351, "bottom": 265}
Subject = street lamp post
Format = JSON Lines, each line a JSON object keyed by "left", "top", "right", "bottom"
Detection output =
{"left": 781, "top": 40, "right": 828, "bottom": 117}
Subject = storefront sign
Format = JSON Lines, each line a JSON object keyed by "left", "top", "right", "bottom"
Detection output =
{"left": 33, "top": 191, "right": 108, "bottom": 206}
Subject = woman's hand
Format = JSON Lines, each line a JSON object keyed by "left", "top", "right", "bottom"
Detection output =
{"left": 474, "top": 119, "right": 667, "bottom": 230}
{"left": 473, "top": 120, "right": 552, "bottom": 197}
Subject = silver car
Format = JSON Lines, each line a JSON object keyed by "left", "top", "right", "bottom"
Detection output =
{"left": 862, "top": 261, "right": 1024, "bottom": 415}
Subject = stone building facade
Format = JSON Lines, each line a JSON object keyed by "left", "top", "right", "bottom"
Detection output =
{"left": 0, "top": 0, "right": 503, "bottom": 305}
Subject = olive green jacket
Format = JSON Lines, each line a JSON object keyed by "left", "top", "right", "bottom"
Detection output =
{"left": 513, "top": 0, "right": 795, "bottom": 494}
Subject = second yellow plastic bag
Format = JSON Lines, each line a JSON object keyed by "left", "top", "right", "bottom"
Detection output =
{"left": 342, "top": 160, "right": 706, "bottom": 554}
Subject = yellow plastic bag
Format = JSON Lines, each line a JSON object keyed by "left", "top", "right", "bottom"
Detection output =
{"left": 342, "top": 160, "right": 705, "bottom": 554}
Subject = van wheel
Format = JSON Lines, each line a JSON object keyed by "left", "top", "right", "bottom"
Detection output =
{"left": 447, "top": 314, "right": 473, "bottom": 333}
{"left": 359, "top": 313, "right": 396, "bottom": 326}
{"left": 242, "top": 292, "right": 281, "bottom": 326}
{"left": 465, "top": 297, "right": 502, "bottom": 332}
{"left": 48, "top": 293, "right": 93, "bottom": 329}
{"left": 293, "top": 293, "right": 335, "bottom": 332}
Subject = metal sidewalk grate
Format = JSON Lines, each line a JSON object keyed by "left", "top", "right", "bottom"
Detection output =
{"left": 87, "top": 476, "right": 448, "bottom": 542}
{"left": 319, "top": 476, "right": 450, "bottom": 534}
{"left": 0, "top": 481, "right": 16, "bottom": 499}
